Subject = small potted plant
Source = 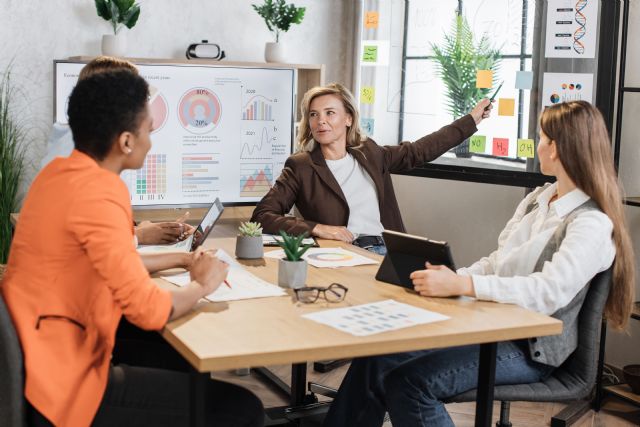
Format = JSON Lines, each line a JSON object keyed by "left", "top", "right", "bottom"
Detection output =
{"left": 252, "top": 0, "right": 306, "bottom": 63}
{"left": 235, "top": 221, "right": 264, "bottom": 259}
{"left": 94, "top": 0, "right": 141, "bottom": 57}
{"left": 276, "top": 230, "right": 311, "bottom": 289}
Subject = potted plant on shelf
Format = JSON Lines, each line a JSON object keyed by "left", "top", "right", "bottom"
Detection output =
{"left": 430, "top": 13, "right": 501, "bottom": 157}
{"left": 252, "top": 0, "right": 306, "bottom": 63}
{"left": 275, "top": 230, "right": 311, "bottom": 289}
{"left": 235, "top": 221, "right": 264, "bottom": 259}
{"left": 94, "top": 0, "right": 141, "bottom": 57}
{"left": 0, "top": 69, "right": 26, "bottom": 264}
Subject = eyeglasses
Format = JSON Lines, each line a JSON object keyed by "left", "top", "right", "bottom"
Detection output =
{"left": 294, "top": 283, "right": 348, "bottom": 304}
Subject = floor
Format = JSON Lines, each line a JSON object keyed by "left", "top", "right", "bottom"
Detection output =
{"left": 213, "top": 362, "right": 640, "bottom": 426}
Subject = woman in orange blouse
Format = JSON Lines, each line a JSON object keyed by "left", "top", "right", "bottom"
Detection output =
{"left": 1, "top": 70, "right": 263, "bottom": 426}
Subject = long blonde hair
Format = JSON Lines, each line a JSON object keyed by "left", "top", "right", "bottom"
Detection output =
{"left": 540, "top": 101, "right": 635, "bottom": 330}
{"left": 297, "top": 83, "right": 366, "bottom": 152}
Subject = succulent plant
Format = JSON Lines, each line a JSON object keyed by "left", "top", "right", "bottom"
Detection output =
{"left": 276, "top": 230, "right": 311, "bottom": 262}
{"left": 238, "top": 221, "right": 263, "bottom": 237}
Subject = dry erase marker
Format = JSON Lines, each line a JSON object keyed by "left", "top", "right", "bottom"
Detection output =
{"left": 488, "top": 82, "right": 503, "bottom": 102}
{"left": 224, "top": 279, "right": 232, "bottom": 289}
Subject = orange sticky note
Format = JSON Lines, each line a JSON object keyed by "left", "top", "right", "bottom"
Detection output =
{"left": 365, "top": 11, "right": 379, "bottom": 29}
{"left": 361, "top": 86, "right": 375, "bottom": 104}
{"left": 492, "top": 138, "right": 509, "bottom": 157}
{"left": 476, "top": 70, "right": 493, "bottom": 89}
{"left": 517, "top": 139, "right": 535, "bottom": 158}
{"left": 498, "top": 98, "right": 515, "bottom": 116}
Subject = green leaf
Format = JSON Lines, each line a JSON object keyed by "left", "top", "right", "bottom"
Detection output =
{"left": 95, "top": 0, "right": 112, "bottom": 21}
{"left": 123, "top": 5, "right": 140, "bottom": 29}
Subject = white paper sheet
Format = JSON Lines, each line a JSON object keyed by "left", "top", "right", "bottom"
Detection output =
{"left": 545, "top": 0, "right": 597, "bottom": 58}
{"left": 161, "top": 249, "right": 286, "bottom": 302}
{"left": 264, "top": 247, "right": 378, "bottom": 268}
{"left": 302, "top": 299, "right": 449, "bottom": 336}
{"left": 137, "top": 235, "right": 193, "bottom": 254}
{"left": 542, "top": 72, "right": 594, "bottom": 107}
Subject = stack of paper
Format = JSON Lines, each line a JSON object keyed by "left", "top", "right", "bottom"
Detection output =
{"left": 161, "top": 249, "right": 286, "bottom": 302}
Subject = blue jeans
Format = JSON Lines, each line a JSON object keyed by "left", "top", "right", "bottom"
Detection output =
{"left": 323, "top": 341, "right": 553, "bottom": 427}
{"left": 364, "top": 244, "right": 387, "bottom": 256}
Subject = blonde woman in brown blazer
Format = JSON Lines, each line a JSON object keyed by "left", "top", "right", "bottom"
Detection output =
{"left": 251, "top": 83, "right": 492, "bottom": 254}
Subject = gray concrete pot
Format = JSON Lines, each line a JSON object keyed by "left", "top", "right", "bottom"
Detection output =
{"left": 235, "top": 235, "right": 264, "bottom": 259}
{"left": 278, "top": 259, "right": 307, "bottom": 289}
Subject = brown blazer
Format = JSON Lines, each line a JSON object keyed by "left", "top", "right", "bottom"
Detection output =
{"left": 251, "top": 114, "right": 477, "bottom": 236}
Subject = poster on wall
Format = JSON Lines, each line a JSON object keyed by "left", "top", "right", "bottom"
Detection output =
{"left": 55, "top": 62, "right": 295, "bottom": 206}
{"left": 541, "top": 72, "right": 594, "bottom": 107}
{"left": 545, "top": 0, "right": 598, "bottom": 58}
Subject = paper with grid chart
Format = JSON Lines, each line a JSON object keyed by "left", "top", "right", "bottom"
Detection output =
{"left": 161, "top": 249, "right": 286, "bottom": 302}
{"left": 302, "top": 299, "right": 449, "bottom": 336}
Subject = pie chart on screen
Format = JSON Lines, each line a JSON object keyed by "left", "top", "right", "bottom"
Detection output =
{"left": 150, "top": 92, "right": 168, "bottom": 134}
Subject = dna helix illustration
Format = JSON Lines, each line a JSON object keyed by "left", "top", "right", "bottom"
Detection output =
{"left": 573, "top": 0, "right": 588, "bottom": 54}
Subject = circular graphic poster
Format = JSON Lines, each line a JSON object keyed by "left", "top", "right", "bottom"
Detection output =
{"left": 178, "top": 88, "right": 222, "bottom": 134}
{"left": 150, "top": 92, "right": 169, "bottom": 134}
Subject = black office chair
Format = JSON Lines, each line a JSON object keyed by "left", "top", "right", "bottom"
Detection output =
{"left": 0, "top": 275, "right": 26, "bottom": 427}
{"left": 447, "top": 267, "right": 613, "bottom": 427}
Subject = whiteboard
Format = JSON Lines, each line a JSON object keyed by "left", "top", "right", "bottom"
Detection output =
{"left": 54, "top": 61, "right": 295, "bottom": 206}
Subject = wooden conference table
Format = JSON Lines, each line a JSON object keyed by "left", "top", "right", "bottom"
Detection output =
{"left": 153, "top": 207, "right": 562, "bottom": 427}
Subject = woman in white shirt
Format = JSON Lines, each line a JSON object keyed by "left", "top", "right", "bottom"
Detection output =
{"left": 323, "top": 100, "right": 635, "bottom": 427}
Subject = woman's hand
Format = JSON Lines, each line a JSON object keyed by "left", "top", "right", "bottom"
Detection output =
{"left": 189, "top": 248, "right": 229, "bottom": 297}
{"left": 312, "top": 224, "right": 354, "bottom": 242}
{"left": 469, "top": 98, "right": 493, "bottom": 125}
{"left": 410, "top": 262, "right": 475, "bottom": 297}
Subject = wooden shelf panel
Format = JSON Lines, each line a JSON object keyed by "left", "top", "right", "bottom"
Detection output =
{"left": 605, "top": 384, "right": 640, "bottom": 405}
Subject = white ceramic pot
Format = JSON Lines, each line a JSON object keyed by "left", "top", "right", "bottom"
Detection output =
{"left": 278, "top": 259, "right": 307, "bottom": 289}
{"left": 101, "top": 33, "right": 127, "bottom": 57}
{"left": 265, "top": 42, "right": 286, "bottom": 63}
{"left": 235, "top": 235, "right": 264, "bottom": 259}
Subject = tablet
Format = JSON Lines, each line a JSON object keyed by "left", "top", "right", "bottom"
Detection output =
{"left": 375, "top": 230, "right": 456, "bottom": 289}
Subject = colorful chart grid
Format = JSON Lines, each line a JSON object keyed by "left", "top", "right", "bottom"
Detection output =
{"left": 243, "top": 96, "right": 273, "bottom": 121}
{"left": 240, "top": 164, "right": 273, "bottom": 197}
{"left": 136, "top": 154, "right": 167, "bottom": 195}
{"left": 182, "top": 154, "right": 219, "bottom": 193}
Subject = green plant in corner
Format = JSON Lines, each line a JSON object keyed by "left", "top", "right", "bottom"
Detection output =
{"left": 94, "top": 0, "right": 141, "bottom": 35}
{"left": 0, "top": 69, "right": 26, "bottom": 264}
{"left": 252, "top": 0, "right": 306, "bottom": 43}
{"left": 430, "top": 13, "right": 501, "bottom": 120}
{"left": 276, "top": 230, "right": 311, "bottom": 262}
{"left": 238, "top": 221, "right": 263, "bottom": 237}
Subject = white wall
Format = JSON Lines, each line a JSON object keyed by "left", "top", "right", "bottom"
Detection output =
{"left": 0, "top": 0, "right": 354, "bottom": 190}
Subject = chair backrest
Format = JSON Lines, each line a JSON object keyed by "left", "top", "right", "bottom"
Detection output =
{"left": 0, "top": 292, "right": 25, "bottom": 426}
{"left": 553, "top": 266, "right": 612, "bottom": 389}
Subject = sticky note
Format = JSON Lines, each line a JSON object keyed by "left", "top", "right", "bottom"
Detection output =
{"left": 492, "top": 138, "right": 509, "bottom": 157}
{"left": 517, "top": 139, "right": 535, "bottom": 158}
{"left": 365, "top": 11, "right": 379, "bottom": 29}
{"left": 363, "top": 45, "right": 378, "bottom": 62}
{"left": 498, "top": 98, "right": 515, "bottom": 116}
{"left": 515, "top": 71, "right": 534, "bottom": 90}
{"left": 469, "top": 135, "right": 486, "bottom": 153}
{"left": 476, "top": 70, "right": 493, "bottom": 89}
{"left": 360, "top": 118, "right": 375, "bottom": 134}
{"left": 361, "top": 86, "right": 375, "bottom": 104}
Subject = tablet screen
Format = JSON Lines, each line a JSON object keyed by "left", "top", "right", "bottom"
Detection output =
{"left": 191, "top": 198, "right": 224, "bottom": 250}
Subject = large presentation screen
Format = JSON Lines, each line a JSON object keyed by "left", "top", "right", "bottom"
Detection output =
{"left": 54, "top": 61, "right": 295, "bottom": 206}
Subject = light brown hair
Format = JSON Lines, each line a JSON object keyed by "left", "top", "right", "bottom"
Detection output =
{"left": 540, "top": 100, "right": 635, "bottom": 330}
{"left": 78, "top": 56, "right": 138, "bottom": 81}
{"left": 297, "top": 83, "right": 366, "bottom": 152}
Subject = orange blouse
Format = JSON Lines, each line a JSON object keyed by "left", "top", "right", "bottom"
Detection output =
{"left": 1, "top": 150, "right": 172, "bottom": 426}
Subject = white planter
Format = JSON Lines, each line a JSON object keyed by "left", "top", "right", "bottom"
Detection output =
{"left": 265, "top": 42, "right": 286, "bottom": 63}
{"left": 278, "top": 259, "right": 307, "bottom": 289}
{"left": 235, "top": 235, "right": 264, "bottom": 259}
{"left": 101, "top": 33, "right": 127, "bottom": 57}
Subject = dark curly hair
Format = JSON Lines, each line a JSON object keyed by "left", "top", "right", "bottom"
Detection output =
{"left": 68, "top": 70, "right": 149, "bottom": 160}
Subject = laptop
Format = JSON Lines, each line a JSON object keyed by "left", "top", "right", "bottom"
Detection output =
{"left": 375, "top": 230, "right": 456, "bottom": 289}
{"left": 137, "top": 198, "right": 224, "bottom": 253}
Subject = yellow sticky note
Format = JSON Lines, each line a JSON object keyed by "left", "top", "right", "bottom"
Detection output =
{"left": 517, "top": 139, "right": 535, "bottom": 158}
{"left": 361, "top": 86, "right": 375, "bottom": 104}
{"left": 365, "top": 11, "right": 379, "bottom": 29}
{"left": 469, "top": 135, "right": 486, "bottom": 154}
{"left": 498, "top": 98, "right": 515, "bottom": 116}
{"left": 476, "top": 70, "right": 493, "bottom": 89}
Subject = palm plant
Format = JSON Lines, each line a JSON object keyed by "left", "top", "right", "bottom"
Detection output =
{"left": 430, "top": 14, "right": 501, "bottom": 155}
{"left": 0, "top": 69, "right": 26, "bottom": 263}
